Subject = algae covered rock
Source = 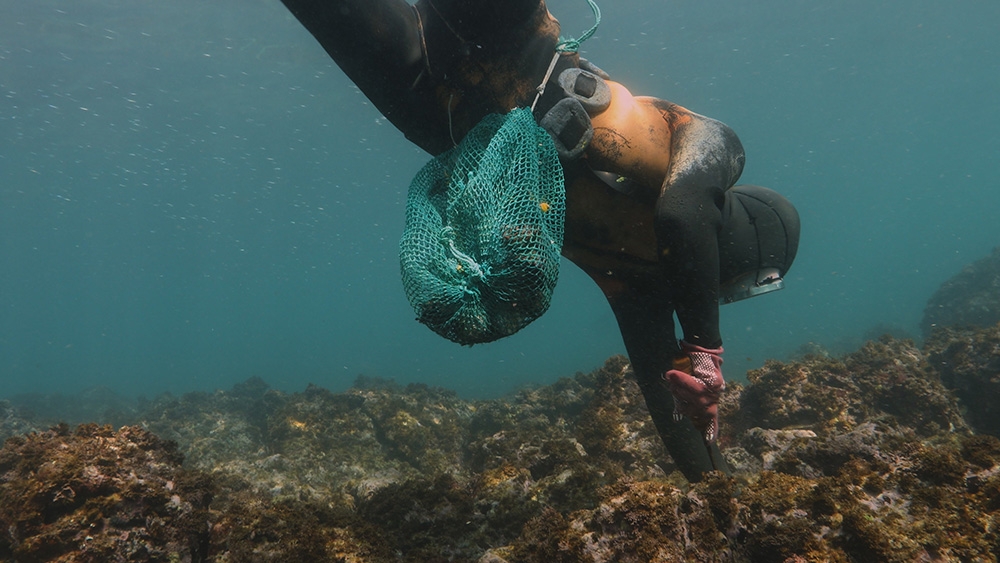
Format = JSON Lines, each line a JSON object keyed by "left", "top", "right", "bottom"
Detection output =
{"left": 925, "top": 323, "right": 1000, "bottom": 437}
{"left": 208, "top": 490, "right": 391, "bottom": 563}
{"left": 506, "top": 478, "right": 731, "bottom": 563}
{"left": 0, "top": 423, "right": 212, "bottom": 562}
{"left": 922, "top": 246, "right": 1000, "bottom": 337}
{"left": 734, "top": 336, "right": 968, "bottom": 443}
{"left": 135, "top": 375, "right": 479, "bottom": 509}
{"left": 5, "top": 329, "right": 1000, "bottom": 562}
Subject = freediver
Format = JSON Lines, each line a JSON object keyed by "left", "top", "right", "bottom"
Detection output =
{"left": 277, "top": 0, "right": 800, "bottom": 482}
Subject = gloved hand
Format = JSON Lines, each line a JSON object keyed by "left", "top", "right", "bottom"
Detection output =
{"left": 663, "top": 341, "right": 725, "bottom": 442}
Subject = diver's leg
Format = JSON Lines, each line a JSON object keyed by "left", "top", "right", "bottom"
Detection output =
{"left": 280, "top": 0, "right": 423, "bottom": 106}
{"left": 279, "top": 0, "right": 553, "bottom": 155}
{"left": 280, "top": 0, "right": 422, "bottom": 71}
{"left": 423, "top": 0, "right": 544, "bottom": 39}
{"left": 606, "top": 284, "right": 729, "bottom": 482}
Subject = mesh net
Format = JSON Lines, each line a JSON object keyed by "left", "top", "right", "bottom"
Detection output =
{"left": 400, "top": 108, "right": 566, "bottom": 345}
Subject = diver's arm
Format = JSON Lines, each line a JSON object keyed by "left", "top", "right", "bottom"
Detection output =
{"left": 655, "top": 177, "right": 725, "bottom": 347}
{"left": 655, "top": 108, "right": 745, "bottom": 347}
{"left": 582, "top": 85, "right": 743, "bottom": 344}
{"left": 606, "top": 282, "right": 729, "bottom": 481}
{"left": 653, "top": 109, "right": 743, "bottom": 443}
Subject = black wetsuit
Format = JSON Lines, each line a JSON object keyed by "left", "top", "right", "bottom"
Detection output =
{"left": 279, "top": 0, "right": 799, "bottom": 481}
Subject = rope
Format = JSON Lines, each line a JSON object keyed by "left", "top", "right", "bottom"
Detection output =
{"left": 555, "top": 0, "right": 601, "bottom": 53}
{"left": 530, "top": 0, "right": 602, "bottom": 110}
{"left": 530, "top": 52, "right": 562, "bottom": 112}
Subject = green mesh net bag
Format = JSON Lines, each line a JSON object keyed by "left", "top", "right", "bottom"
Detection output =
{"left": 400, "top": 108, "right": 566, "bottom": 345}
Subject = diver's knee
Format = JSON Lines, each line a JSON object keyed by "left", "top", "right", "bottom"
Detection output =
{"left": 718, "top": 185, "right": 800, "bottom": 303}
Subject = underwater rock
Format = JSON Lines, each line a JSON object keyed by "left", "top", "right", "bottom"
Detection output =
{"left": 925, "top": 323, "right": 1000, "bottom": 437}
{"left": 733, "top": 336, "right": 968, "bottom": 444}
{"left": 0, "top": 399, "right": 41, "bottom": 445}
{"left": 505, "top": 478, "right": 731, "bottom": 563}
{"left": 136, "top": 374, "right": 480, "bottom": 511}
{"left": 0, "top": 423, "right": 212, "bottom": 562}
{"left": 493, "top": 336, "right": 996, "bottom": 563}
{"left": 5, "top": 332, "right": 1000, "bottom": 561}
{"left": 922, "top": 246, "right": 1000, "bottom": 337}
{"left": 134, "top": 378, "right": 290, "bottom": 509}
{"left": 207, "top": 489, "right": 392, "bottom": 562}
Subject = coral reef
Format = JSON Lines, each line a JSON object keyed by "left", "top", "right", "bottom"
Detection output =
{"left": 923, "top": 246, "right": 1000, "bottom": 337}
{"left": 4, "top": 329, "right": 1000, "bottom": 561}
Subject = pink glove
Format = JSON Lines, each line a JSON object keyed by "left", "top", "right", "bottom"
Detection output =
{"left": 664, "top": 341, "right": 725, "bottom": 442}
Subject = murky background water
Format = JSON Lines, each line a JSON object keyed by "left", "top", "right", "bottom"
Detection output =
{"left": 1, "top": 0, "right": 997, "bottom": 399}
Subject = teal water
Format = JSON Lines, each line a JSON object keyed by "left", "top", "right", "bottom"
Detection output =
{"left": 1, "top": 0, "right": 997, "bottom": 400}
